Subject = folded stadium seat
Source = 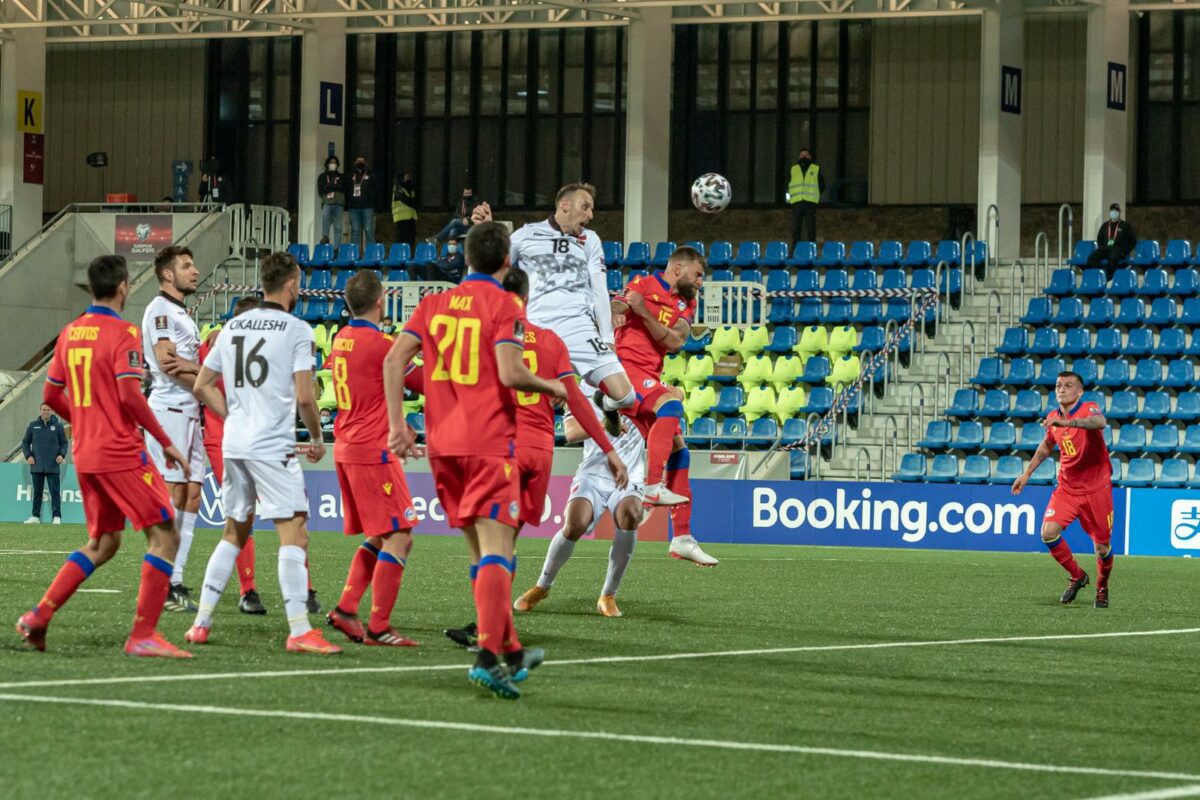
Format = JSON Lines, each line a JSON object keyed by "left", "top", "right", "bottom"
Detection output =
{"left": 406, "top": 242, "right": 437, "bottom": 273}
{"left": 711, "top": 386, "right": 745, "bottom": 416}
{"left": 199, "top": 322, "right": 221, "bottom": 342}
{"left": 1097, "top": 358, "right": 1132, "bottom": 388}
{"left": 1130, "top": 358, "right": 1164, "bottom": 388}
{"left": 1051, "top": 297, "right": 1084, "bottom": 327}
{"left": 1071, "top": 358, "right": 1100, "bottom": 388}
{"left": 406, "top": 411, "right": 426, "bottom": 437}
{"left": 1059, "top": 327, "right": 1093, "bottom": 356}
{"left": 606, "top": 270, "right": 624, "bottom": 293}
{"left": 1147, "top": 297, "right": 1177, "bottom": 327}
{"left": 737, "top": 354, "right": 773, "bottom": 390}
{"left": 731, "top": 242, "right": 761, "bottom": 270}
{"left": 328, "top": 298, "right": 349, "bottom": 323}
{"left": 330, "top": 244, "right": 359, "bottom": 270}
{"left": 978, "top": 389, "right": 1012, "bottom": 420}
{"left": 709, "top": 268, "right": 735, "bottom": 283}
{"left": 1112, "top": 423, "right": 1147, "bottom": 454}
{"left": 766, "top": 273, "right": 795, "bottom": 324}
{"left": 814, "top": 242, "right": 846, "bottom": 269}
{"left": 1164, "top": 358, "right": 1195, "bottom": 389}
{"left": 1162, "top": 240, "right": 1193, "bottom": 268}
{"left": 937, "top": 267, "right": 964, "bottom": 308}
{"left": 826, "top": 354, "right": 861, "bottom": 392}
{"left": 306, "top": 243, "right": 333, "bottom": 269}
{"left": 1027, "top": 459, "right": 1057, "bottom": 485}
{"left": 765, "top": 326, "right": 798, "bottom": 354}
{"left": 626, "top": 268, "right": 650, "bottom": 286}
{"left": 880, "top": 268, "right": 906, "bottom": 291}
{"left": 946, "top": 388, "right": 979, "bottom": 419}
{"left": 932, "top": 240, "right": 962, "bottom": 268}
{"left": 331, "top": 270, "right": 351, "bottom": 292}
{"left": 1075, "top": 268, "right": 1106, "bottom": 297}
{"left": 739, "top": 385, "right": 777, "bottom": 423}
{"left": 925, "top": 454, "right": 959, "bottom": 483}
{"left": 850, "top": 269, "right": 877, "bottom": 291}
{"left": 825, "top": 297, "right": 852, "bottom": 326}
{"left": 288, "top": 243, "right": 312, "bottom": 267}
{"left": 1181, "top": 297, "right": 1200, "bottom": 327}
{"left": 1138, "top": 268, "right": 1170, "bottom": 297}
{"left": 1106, "top": 391, "right": 1139, "bottom": 422}
{"left": 383, "top": 243, "right": 411, "bottom": 268}
{"left": 602, "top": 240, "right": 623, "bottom": 267}
{"left": 1153, "top": 328, "right": 1187, "bottom": 358}
{"left": 308, "top": 269, "right": 333, "bottom": 291}
{"left": 1140, "top": 391, "right": 1172, "bottom": 423}
{"left": 1102, "top": 426, "right": 1113, "bottom": 449}
{"left": 959, "top": 455, "right": 990, "bottom": 484}
{"left": 1011, "top": 390, "right": 1044, "bottom": 420}
{"left": 1032, "top": 357, "right": 1066, "bottom": 387}
{"left": 871, "top": 240, "right": 903, "bottom": 269}
{"left": 1084, "top": 297, "right": 1115, "bottom": 328}
{"left": 316, "top": 370, "right": 336, "bottom": 411}
{"left": 801, "top": 386, "right": 834, "bottom": 416}
{"left": 705, "top": 326, "right": 742, "bottom": 358}
{"left": 882, "top": 298, "right": 912, "bottom": 325}
{"left": 781, "top": 417, "right": 807, "bottom": 445}
{"left": 989, "top": 455, "right": 1023, "bottom": 484}
{"left": 787, "top": 242, "right": 817, "bottom": 269}
{"left": 799, "top": 356, "right": 831, "bottom": 385}
{"left": 970, "top": 240, "right": 989, "bottom": 274}
{"left": 1157, "top": 458, "right": 1189, "bottom": 488}
{"left": 828, "top": 326, "right": 858, "bottom": 361}
{"left": 1021, "top": 297, "right": 1052, "bottom": 326}
{"left": 819, "top": 268, "right": 848, "bottom": 293}
{"left": 684, "top": 416, "right": 716, "bottom": 449}
{"left": 661, "top": 353, "right": 687, "bottom": 386}
{"left": 1171, "top": 392, "right": 1200, "bottom": 421}
{"left": 970, "top": 357, "right": 1003, "bottom": 387}
{"left": 1028, "top": 327, "right": 1059, "bottom": 356}
{"left": 736, "top": 326, "right": 770, "bottom": 359}
{"left": 892, "top": 453, "right": 927, "bottom": 482}
{"left": 649, "top": 241, "right": 678, "bottom": 269}
{"left": 844, "top": 241, "right": 874, "bottom": 268}
{"left": 851, "top": 327, "right": 884, "bottom": 358}
{"left": 1108, "top": 268, "right": 1137, "bottom": 297}
{"left": 356, "top": 243, "right": 385, "bottom": 269}
{"left": 774, "top": 385, "right": 807, "bottom": 422}
{"left": 794, "top": 297, "right": 824, "bottom": 326}
{"left": 773, "top": 356, "right": 807, "bottom": 395}
{"left": 1067, "top": 240, "right": 1098, "bottom": 267}
{"left": 916, "top": 420, "right": 951, "bottom": 450}
{"left": 386, "top": 268, "right": 409, "bottom": 282}
{"left": 1014, "top": 422, "right": 1044, "bottom": 451}
{"left": 1170, "top": 266, "right": 1199, "bottom": 297}
{"left": 1180, "top": 424, "right": 1200, "bottom": 455}
{"left": 949, "top": 421, "right": 984, "bottom": 453}
{"left": 910, "top": 268, "right": 936, "bottom": 291}
{"left": 1108, "top": 456, "right": 1125, "bottom": 485}
{"left": 981, "top": 421, "right": 1017, "bottom": 453}
{"left": 1127, "top": 240, "right": 1160, "bottom": 269}
{"left": 1045, "top": 269, "right": 1076, "bottom": 296}
{"left": 1145, "top": 423, "right": 1180, "bottom": 454}
{"left": 902, "top": 241, "right": 932, "bottom": 268}
{"left": 707, "top": 241, "right": 733, "bottom": 269}
{"left": 714, "top": 417, "right": 748, "bottom": 450}
{"left": 683, "top": 385, "right": 717, "bottom": 424}
{"left": 744, "top": 417, "right": 780, "bottom": 450}
{"left": 1002, "top": 357, "right": 1036, "bottom": 389}
{"left": 1085, "top": 330, "right": 1118, "bottom": 361}
{"left": 1120, "top": 458, "right": 1156, "bottom": 488}
{"left": 788, "top": 451, "right": 809, "bottom": 479}
{"left": 997, "top": 327, "right": 1029, "bottom": 356}
{"left": 795, "top": 325, "right": 829, "bottom": 364}
{"left": 682, "top": 354, "right": 715, "bottom": 391}
{"left": 757, "top": 241, "right": 789, "bottom": 269}
{"left": 311, "top": 323, "right": 329, "bottom": 356}
{"left": 620, "top": 242, "right": 650, "bottom": 269}
{"left": 300, "top": 297, "right": 330, "bottom": 322}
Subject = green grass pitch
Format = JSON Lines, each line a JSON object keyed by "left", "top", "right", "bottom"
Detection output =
{"left": 1, "top": 522, "right": 1198, "bottom": 799}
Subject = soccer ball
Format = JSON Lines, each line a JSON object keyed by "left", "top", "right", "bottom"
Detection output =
{"left": 691, "top": 173, "right": 732, "bottom": 214}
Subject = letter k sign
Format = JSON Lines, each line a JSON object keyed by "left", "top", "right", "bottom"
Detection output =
{"left": 17, "top": 91, "right": 43, "bottom": 134}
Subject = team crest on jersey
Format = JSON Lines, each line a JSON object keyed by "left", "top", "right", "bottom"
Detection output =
{"left": 404, "top": 507, "right": 417, "bottom": 522}
{"left": 643, "top": 378, "right": 656, "bottom": 388}
{"left": 1045, "top": 508, "right": 1056, "bottom": 518}
{"left": 142, "top": 472, "right": 153, "bottom": 486}
{"left": 382, "top": 482, "right": 393, "bottom": 497}
{"left": 155, "top": 315, "right": 169, "bottom": 331}
{"left": 509, "top": 501, "right": 520, "bottom": 519}
{"left": 678, "top": 300, "right": 687, "bottom": 311}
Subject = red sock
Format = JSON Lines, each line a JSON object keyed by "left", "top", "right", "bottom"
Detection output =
{"left": 235, "top": 534, "right": 257, "bottom": 594}
{"left": 666, "top": 450, "right": 693, "bottom": 539}
{"left": 367, "top": 552, "right": 405, "bottom": 634}
{"left": 131, "top": 554, "right": 173, "bottom": 639}
{"left": 474, "top": 557, "right": 514, "bottom": 656}
{"left": 1097, "top": 551, "right": 1114, "bottom": 590}
{"left": 646, "top": 414, "right": 681, "bottom": 486}
{"left": 337, "top": 542, "right": 379, "bottom": 615}
{"left": 35, "top": 551, "right": 95, "bottom": 620}
{"left": 1045, "top": 536, "right": 1085, "bottom": 581}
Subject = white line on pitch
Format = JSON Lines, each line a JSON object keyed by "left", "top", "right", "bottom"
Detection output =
{"left": 0, "top": 550, "right": 72, "bottom": 555}
{"left": 1079, "top": 785, "right": 1200, "bottom": 800}
{"left": 0, "top": 627, "right": 1196, "bottom": 691}
{"left": 77, "top": 589, "right": 120, "bottom": 594}
{"left": 0, "top": 693, "right": 1196, "bottom": 784}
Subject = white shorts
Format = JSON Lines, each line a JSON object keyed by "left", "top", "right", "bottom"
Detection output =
{"left": 221, "top": 457, "right": 310, "bottom": 522}
{"left": 557, "top": 322, "right": 627, "bottom": 387}
{"left": 145, "top": 409, "right": 205, "bottom": 484}
{"left": 568, "top": 474, "right": 645, "bottom": 535}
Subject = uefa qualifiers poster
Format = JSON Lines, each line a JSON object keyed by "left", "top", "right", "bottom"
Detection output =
{"left": 114, "top": 214, "right": 173, "bottom": 260}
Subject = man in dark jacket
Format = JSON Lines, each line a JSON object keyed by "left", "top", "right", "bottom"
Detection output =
{"left": 22, "top": 404, "right": 69, "bottom": 524}
{"left": 318, "top": 155, "right": 346, "bottom": 245}
{"left": 433, "top": 187, "right": 479, "bottom": 246}
{"left": 1087, "top": 202, "right": 1137, "bottom": 280}
{"left": 347, "top": 155, "right": 377, "bottom": 252}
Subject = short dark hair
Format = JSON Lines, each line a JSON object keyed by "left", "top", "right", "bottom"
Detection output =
{"left": 670, "top": 245, "right": 706, "bottom": 271}
{"left": 465, "top": 222, "right": 511, "bottom": 275}
{"left": 154, "top": 245, "right": 193, "bottom": 283}
{"left": 345, "top": 270, "right": 383, "bottom": 317}
{"left": 260, "top": 251, "right": 300, "bottom": 295}
{"left": 233, "top": 296, "right": 260, "bottom": 317}
{"left": 502, "top": 266, "right": 529, "bottom": 301}
{"left": 1057, "top": 370, "right": 1084, "bottom": 387}
{"left": 88, "top": 255, "right": 129, "bottom": 300}
{"left": 555, "top": 182, "right": 596, "bottom": 207}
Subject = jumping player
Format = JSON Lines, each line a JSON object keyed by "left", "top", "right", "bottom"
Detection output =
{"left": 16, "top": 254, "right": 192, "bottom": 657}
{"left": 384, "top": 221, "right": 568, "bottom": 700}
{"left": 1011, "top": 371, "right": 1114, "bottom": 608}
{"left": 324, "top": 271, "right": 421, "bottom": 647}
{"left": 516, "top": 387, "right": 647, "bottom": 618}
{"left": 142, "top": 245, "right": 206, "bottom": 612}
{"left": 198, "top": 296, "right": 267, "bottom": 616}
{"left": 612, "top": 247, "right": 718, "bottom": 566}
{"left": 187, "top": 251, "right": 341, "bottom": 653}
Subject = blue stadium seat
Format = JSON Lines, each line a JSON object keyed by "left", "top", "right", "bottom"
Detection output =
{"left": 331, "top": 244, "right": 359, "bottom": 269}
{"left": 308, "top": 270, "right": 332, "bottom": 291}
{"left": 855, "top": 326, "right": 885, "bottom": 354}
{"left": 1181, "top": 297, "right": 1200, "bottom": 326}
{"left": 1109, "top": 269, "right": 1137, "bottom": 297}
{"left": 1170, "top": 267, "right": 1200, "bottom": 296}
{"left": 781, "top": 417, "right": 808, "bottom": 446}
{"left": 621, "top": 241, "right": 650, "bottom": 269}
{"left": 385, "top": 268, "right": 409, "bottom": 282}
{"left": 946, "top": 389, "right": 979, "bottom": 419}
{"left": 1109, "top": 456, "right": 1124, "bottom": 485}
{"left": 329, "top": 298, "right": 348, "bottom": 322}
{"left": 1180, "top": 425, "right": 1200, "bottom": 455}
{"left": 981, "top": 421, "right": 1016, "bottom": 453}
{"left": 288, "top": 243, "right": 311, "bottom": 267}
{"left": 1162, "top": 240, "right": 1193, "bottom": 268}
{"left": 684, "top": 241, "right": 706, "bottom": 256}
{"left": 989, "top": 455, "right": 1023, "bottom": 484}
{"left": 310, "top": 242, "right": 334, "bottom": 268}
{"left": 1077, "top": 269, "right": 1107, "bottom": 297}
{"left": 1154, "top": 328, "right": 1187, "bottom": 358}
{"left": 949, "top": 421, "right": 984, "bottom": 452}
{"left": 932, "top": 240, "right": 962, "bottom": 268}
{"left": 1103, "top": 426, "right": 1115, "bottom": 449}
{"left": 1072, "top": 358, "right": 1099, "bottom": 388}
{"left": 1045, "top": 269, "right": 1076, "bottom": 296}
{"left": 893, "top": 453, "right": 927, "bottom": 482}
{"left": 356, "top": 243, "right": 385, "bottom": 268}
{"left": 1112, "top": 423, "right": 1147, "bottom": 454}
{"left": 825, "top": 298, "right": 853, "bottom": 326}
{"left": 902, "top": 241, "right": 932, "bottom": 268}
{"left": 1084, "top": 297, "right": 1115, "bottom": 327}
{"left": 707, "top": 241, "right": 733, "bottom": 269}
{"left": 740, "top": 268, "right": 763, "bottom": 286}
{"left": 793, "top": 270, "right": 819, "bottom": 292}
{"left": 766, "top": 273, "right": 794, "bottom": 324}
{"left": 1059, "top": 328, "right": 1092, "bottom": 357}
{"left": 1021, "top": 297, "right": 1052, "bottom": 326}
{"left": 959, "top": 455, "right": 990, "bottom": 484}
{"left": 814, "top": 242, "right": 846, "bottom": 268}
{"left": 1097, "top": 358, "right": 1132, "bottom": 388}
{"left": 910, "top": 268, "right": 936, "bottom": 291}
{"left": 300, "top": 298, "right": 329, "bottom": 322}
{"left": 801, "top": 387, "right": 833, "bottom": 416}
{"left": 1028, "top": 328, "right": 1059, "bottom": 356}
{"left": 851, "top": 269, "right": 878, "bottom": 291}
{"left": 1158, "top": 458, "right": 1189, "bottom": 488}
{"left": 649, "top": 241, "right": 677, "bottom": 268}
{"left": 765, "top": 326, "right": 798, "bottom": 353}
{"left": 1051, "top": 297, "right": 1084, "bottom": 327}
{"left": 789, "top": 451, "right": 809, "bottom": 480}
{"left": 709, "top": 268, "right": 735, "bottom": 283}
{"left": 407, "top": 242, "right": 436, "bottom": 272}
{"left": 684, "top": 416, "right": 716, "bottom": 449}
{"left": 331, "top": 270, "right": 350, "bottom": 291}
{"left": 602, "top": 240, "right": 622, "bottom": 266}
{"left": 406, "top": 412, "right": 425, "bottom": 437}
{"left": 1141, "top": 392, "right": 1172, "bottom": 422}
{"left": 1146, "top": 297, "right": 1177, "bottom": 327}
{"left": 732, "top": 241, "right": 761, "bottom": 269}
{"left": 822, "top": 269, "right": 849, "bottom": 292}
{"left": 978, "top": 389, "right": 1012, "bottom": 420}
{"left": 872, "top": 240, "right": 903, "bottom": 268}
{"left": 1145, "top": 423, "right": 1179, "bottom": 454}
{"left": 220, "top": 296, "right": 242, "bottom": 321}
{"left": 881, "top": 268, "right": 906, "bottom": 291}
{"left": 1137, "top": 268, "right": 1170, "bottom": 297}
{"left": 1033, "top": 357, "right": 1066, "bottom": 387}
{"left": 1088, "top": 328, "right": 1119, "bottom": 358}
{"left": 1011, "top": 390, "right": 1044, "bottom": 420}
{"left": 1107, "top": 391, "right": 1139, "bottom": 422}
{"left": 794, "top": 298, "right": 823, "bottom": 325}
{"left": 1128, "top": 240, "right": 1160, "bottom": 268}
{"left": 1129, "top": 358, "right": 1162, "bottom": 388}
{"left": 925, "top": 454, "right": 959, "bottom": 483}
{"left": 1067, "top": 241, "right": 1097, "bottom": 267}
{"left": 1164, "top": 358, "right": 1195, "bottom": 389}
{"left": 627, "top": 269, "right": 650, "bottom": 287}
{"left": 712, "top": 387, "right": 745, "bottom": 416}
{"left": 882, "top": 298, "right": 912, "bottom": 325}
{"left": 917, "top": 421, "right": 952, "bottom": 450}
{"left": 800, "top": 356, "right": 832, "bottom": 385}
{"left": 1003, "top": 358, "right": 1036, "bottom": 388}
{"left": 1120, "top": 458, "right": 1156, "bottom": 488}
{"left": 682, "top": 329, "right": 712, "bottom": 354}
{"left": 970, "top": 357, "right": 1003, "bottom": 387}
{"left": 382, "top": 243, "right": 411, "bottom": 268}
{"left": 997, "top": 327, "right": 1029, "bottom": 356}
{"left": 787, "top": 241, "right": 817, "bottom": 269}
{"left": 852, "top": 299, "right": 881, "bottom": 326}
{"left": 760, "top": 241, "right": 790, "bottom": 269}
{"left": 1028, "top": 459, "right": 1057, "bottom": 485}
{"left": 1123, "top": 327, "right": 1154, "bottom": 358}
{"left": 1015, "top": 422, "right": 1044, "bottom": 452}
{"left": 607, "top": 270, "right": 623, "bottom": 293}
{"left": 745, "top": 418, "right": 780, "bottom": 449}
{"left": 1171, "top": 392, "right": 1200, "bottom": 422}
{"left": 846, "top": 241, "right": 875, "bottom": 267}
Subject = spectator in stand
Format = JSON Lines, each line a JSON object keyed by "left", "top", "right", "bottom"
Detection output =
{"left": 391, "top": 169, "right": 418, "bottom": 250}
{"left": 347, "top": 155, "right": 377, "bottom": 252}
{"left": 1087, "top": 203, "right": 1137, "bottom": 280}
{"left": 22, "top": 403, "right": 69, "bottom": 525}
{"left": 429, "top": 237, "right": 465, "bottom": 283}
{"left": 320, "top": 409, "right": 335, "bottom": 443}
{"left": 786, "top": 148, "right": 824, "bottom": 246}
{"left": 319, "top": 155, "right": 347, "bottom": 245}
{"left": 432, "top": 186, "right": 479, "bottom": 246}
{"left": 381, "top": 316, "right": 396, "bottom": 335}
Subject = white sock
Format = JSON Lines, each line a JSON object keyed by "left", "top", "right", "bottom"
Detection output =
{"left": 171, "top": 509, "right": 195, "bottom": 584}
{"left": 193, "top": 539, "right": 240, "bottom": 628}
{"left": 601, "top": 528, "right": 637, "bottom": 597}
{"left": 538, "top": 531, "right": 577, "bottom": 589}
{"left": 278, "top": 545, "right": 312, "bottom": 637}
{"left": 601, "top": 389, "right": 636, "bottom": 412}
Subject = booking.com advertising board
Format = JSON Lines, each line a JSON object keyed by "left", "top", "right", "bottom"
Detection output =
{"left": 2, "top": 462, "right": 1190, "bottom": 558}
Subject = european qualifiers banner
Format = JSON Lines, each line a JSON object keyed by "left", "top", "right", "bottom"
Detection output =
{"left": 114, "top": 214, "right": 173, "bottom": 260}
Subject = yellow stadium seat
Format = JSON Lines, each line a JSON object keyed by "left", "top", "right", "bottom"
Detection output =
{"left": 828, "top": 325, "right": 858, "bottom": 361}
{"left": 827, "top": 353, "right": 862, "bottom": 392}
{"left": 682, "top": 353, "right": 715, "bottom": 391}
{"left": 795, "top": 325, "right": 828, "bottom": 365}
{"left": 325, "top": 324, "right": 339, "bottom": 355}
{"left": 317, "top": 369, "right": 337, "bottom": 411}
{"left": 684, "top": 385, "right": 717, "bottom": 424}
{"left": 403, "top": 395, "right": 425, "bottom": 416}
{"left": 661, "top": 353, "right": 687, "bottom": 386}
{"left": 739, "top": 385, "right": 777, "bottom": 423}
{"left": 735, "top": 325, "right": 770, "bottom": 359}
{"left": 199, "top": 322, "right": 221, "bottom": 342}
{"left": 706, "top": 326, "right": 742, "bottom": 359}
{"left": 769, "top": 354, "right": 804, "bottom": 391}
{"left": 737, "top": 354, "right": 773, "bottom": 390}
{"left": 774, "top": 385, "right": 807, "bottom": 423}
{"left": 312, "top": 323, "right": 330, "bottom": 356}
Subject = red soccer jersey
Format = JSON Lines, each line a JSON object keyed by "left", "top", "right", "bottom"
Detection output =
{"left": 615, "top": 271, "right": 696, "bottom": 377}
{"left": 331, "top": 320, "right": 395, "bottom": 464}
{"left": 45, "top": 306, "right": 149, "bottom": 473}
{"left": 401, "top": 274, "right": 526, "bottom": 458}
{"left": 1044, "top": 400, "right": 1111, "bottom": 494}
{"left": 515, "top": 323, "right": 576, "bottom": 452}
{"left": 198, "top": 332, "right": 224, "bottom": 450}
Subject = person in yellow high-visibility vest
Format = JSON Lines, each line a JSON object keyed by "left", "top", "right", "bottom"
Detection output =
{"left": 786, "top": 148, "right": 824, "bottom": 246}
{"left": 391, "top": 169, "right": 419, "bottom": 250}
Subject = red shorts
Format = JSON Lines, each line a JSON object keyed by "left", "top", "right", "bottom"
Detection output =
{"left": 626, "top": 368, "right": 673, "bottom": 420}
{"left": 335, "top": 460, "right": 417, "bottom": 536}
{"left": 517, "top": 448, "right": 553, "bottom": 527}
{"left": 205, "top": 440, "right": 223, "bottom": 484}
{"left": 78, "top": 467, "right": 174, "bottom": 539}
{"left": 1044, "top": 488, "right": 1113, "bottom": 546}
{"left": 430, "top": 455, "right": 519, "bottom": 529}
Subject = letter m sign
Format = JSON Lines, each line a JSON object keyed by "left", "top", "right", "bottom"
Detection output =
{"left": 1108, "top": 62, "right": 1127, "bottom": 111}
{"left": 1000, "top": 66, "right": 1021, "bottom": 115}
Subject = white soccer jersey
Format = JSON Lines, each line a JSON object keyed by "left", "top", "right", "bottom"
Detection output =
{"left": 202, "top": 304, "right": 315, "bottom": 461}
{"left": 509, "top": 219, "right": 613, "bottom": 343}
{"left": 143, "top": 293, "right": 202, "bottom": 418}
{"left": 569, "top": 408, "right": 647, "bottom": 487}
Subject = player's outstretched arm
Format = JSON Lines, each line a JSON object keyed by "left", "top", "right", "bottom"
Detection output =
{"left": 383, "top": 332, "right": 421, "bottom": 459}
{"left": 193, "top": 365, "right": 228, "bottom": 420}
{"left": 1047, "top": 411, "right": 1107, "bottom": 430}
{"left": 496, "top": 343, "right": 567, "bottom": 400}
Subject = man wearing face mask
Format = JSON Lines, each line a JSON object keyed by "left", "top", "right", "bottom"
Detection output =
{"left": 391, "top": 169, "right": 418, "bottom": 250}
{"left": 347, "top": 156, "right": 376, "bottom": 253}
{"left": 430, "top": 238, "right": 465, "bottom": 283}
{"left": 433, "top": 187, "right": 479, "bottom": 247}
{"left": 318, "top": 156, "right": 346, "bottom": 245}
{"left": 1087, "top": 203, "right": 1137, "bottom": 280}
{"left": 786, "top": 148, "right": 824, "bottom": 247}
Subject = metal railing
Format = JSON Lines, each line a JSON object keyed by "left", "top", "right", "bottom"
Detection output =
{"left": 984, "top": 289, "right": 1005, "bottom": 353}
{"left": 907, "top": 383, "right": 926, "bottom": 450}
{"left": 854, "top": 446, "right": 874, "bottom": 482}
{"left": 1034, "top": 231, "right": 1051, "bottom": 292}
{"left": 962, "top": 231, "right": 978, "bottom": 297}
{"left": 936, "top": 351, "right": 953, "bottom": 415}
{"left": 984, "top": 204, "right": 1000, "bottom": 271}
{"left": 960, "top": 320, "right": 977, "bottom": 387}
{"left": 1057, "top": 203, "right": 1074, "bottom": 269}
{"left": 0, "top": 204, "right": 11, "bottom": 260}
{"left": 882, "top": 414, "right": 900, "bottom": 479}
